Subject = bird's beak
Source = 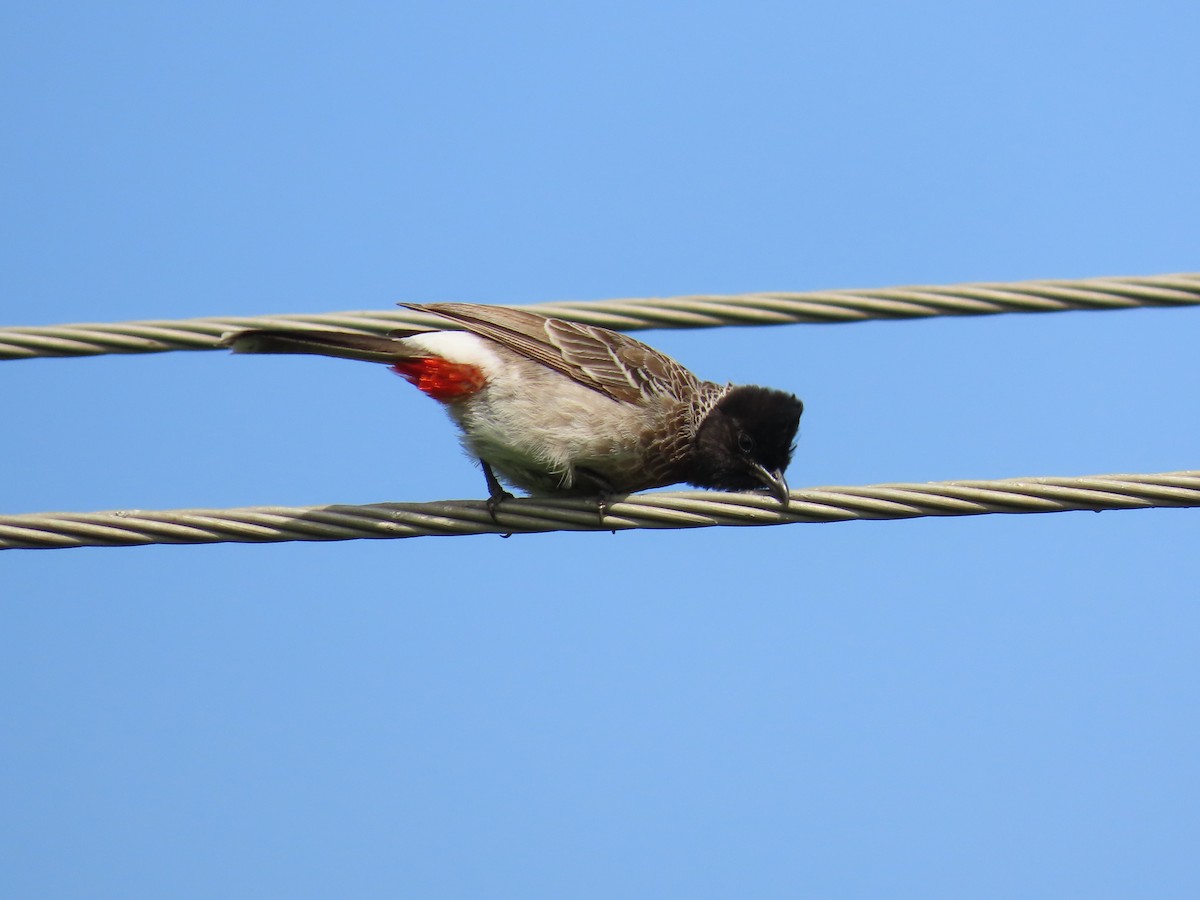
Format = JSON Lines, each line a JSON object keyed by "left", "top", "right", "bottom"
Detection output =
{"left": 750, "top": 463, "right": 791, "bottom": 506}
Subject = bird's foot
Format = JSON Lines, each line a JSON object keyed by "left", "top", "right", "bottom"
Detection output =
{"left": 486, "top": 489, "right": 514, "bottom": 523}
{"left": 481, "top": 461, "right": 515, "bottom": 535}
{"left": 575, "top": 467, "right": 617, "bottom": 529}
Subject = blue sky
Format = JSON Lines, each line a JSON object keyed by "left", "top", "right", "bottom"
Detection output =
{"left": 3, "top": 1, "right": 1198, "bottom": 896}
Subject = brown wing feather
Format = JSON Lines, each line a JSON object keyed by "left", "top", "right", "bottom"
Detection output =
{"left": 543, "top": 318, "right": 699, "bottom": 403}
{"left": 402, "top": 303, "right": 700, "bottom": 405}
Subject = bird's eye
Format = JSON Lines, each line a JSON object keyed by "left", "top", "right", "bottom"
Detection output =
{"left": 737, "top": 431, "right": 755, "bottom": 454}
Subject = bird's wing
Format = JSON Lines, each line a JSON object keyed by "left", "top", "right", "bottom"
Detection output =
{"left": 400, "top": 303, "right": 700, "bottom": 405}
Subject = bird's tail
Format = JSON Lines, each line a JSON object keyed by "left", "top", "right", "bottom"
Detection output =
{"left": 222, "top": 329, "right": 413, "bottom": 364}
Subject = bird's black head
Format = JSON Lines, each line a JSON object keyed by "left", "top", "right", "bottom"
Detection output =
{"left": 687, "top": 386, "right": 804, "bottom": 503}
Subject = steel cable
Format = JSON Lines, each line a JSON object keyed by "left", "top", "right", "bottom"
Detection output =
{"left": 3, "top": 470, "right": 1196, "bottom": 551}
{"left": 2, "top": 273, "right": 1197, "bottom": 360}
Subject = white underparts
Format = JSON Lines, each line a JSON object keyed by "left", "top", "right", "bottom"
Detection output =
{"left": 400, "top": 331, "right": 668, "bottom": 495}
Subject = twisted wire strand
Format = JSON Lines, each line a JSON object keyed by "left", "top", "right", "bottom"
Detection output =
{"left": 3, "top": 470, "right": 1196, "bottom": 551}
{"left": 2, "top": 273, "right": 1197, "bottom": 360}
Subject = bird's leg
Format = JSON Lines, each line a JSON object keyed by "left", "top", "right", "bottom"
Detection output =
{"left": 481, "top": 460, "right": 514, "bottom": 522}
{"left": 575, "top": 467, "right": 616, "bottom": 521}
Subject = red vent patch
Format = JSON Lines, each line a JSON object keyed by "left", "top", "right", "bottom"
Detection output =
{"left": 391, "top": 358, "right": 487, "bottom": 402}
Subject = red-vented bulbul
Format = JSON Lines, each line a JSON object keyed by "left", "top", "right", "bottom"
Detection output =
{"left": 225, "top": 303, "right": 804, "bottom": 505}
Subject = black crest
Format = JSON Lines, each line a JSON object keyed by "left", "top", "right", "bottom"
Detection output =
{"left": 687, "top": 386, "right": 804, "bottom": 494}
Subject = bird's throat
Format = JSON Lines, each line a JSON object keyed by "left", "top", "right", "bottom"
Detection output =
{"left": 391, "top": 358, "right": 487, "bottom": 402}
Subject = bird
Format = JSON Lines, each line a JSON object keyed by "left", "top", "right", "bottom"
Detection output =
{"left": 224, "top": 303, "right": 804, "bottom": 508}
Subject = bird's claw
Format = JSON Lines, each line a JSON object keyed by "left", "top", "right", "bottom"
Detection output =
{"left": 486, "top": 490, "right": 514, "bottom": 523}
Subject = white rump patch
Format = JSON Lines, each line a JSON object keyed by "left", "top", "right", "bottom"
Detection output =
{"left": 404, "top": 332, "right": 503, "bottom": 375}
